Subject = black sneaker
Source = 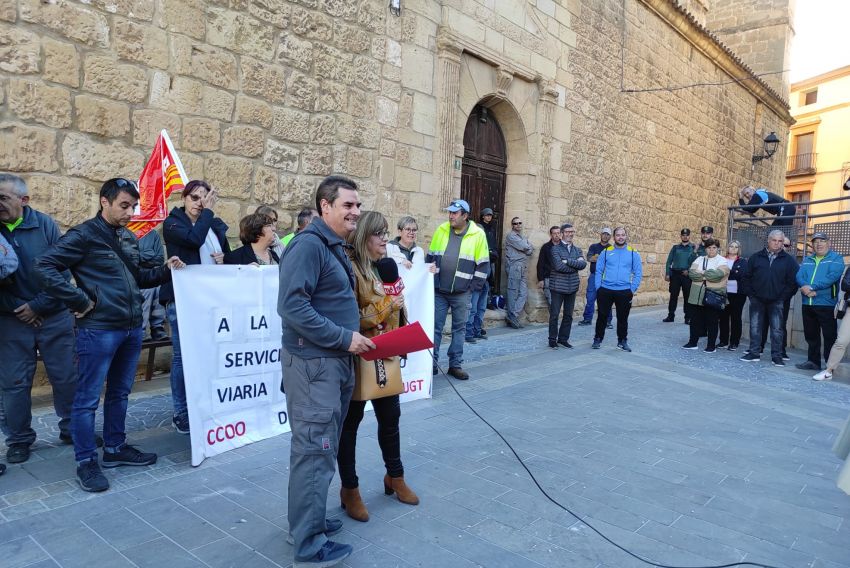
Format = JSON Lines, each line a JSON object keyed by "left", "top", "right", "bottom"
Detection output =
{"left": 591, "top": 339, "right": 601, "bottom": 349}
{"left": 772, "top": 358, "right": 785, "bottom": 367}
{"left": 616, "top": 341, "right": 632, "bottom": 352}
{"left": 150, "top": 328, "right": 170, "bottom": 341}
{"left": 77, "top": 460, "right": 109, "bottom": 492}
{"left": 294, "top": 540, "right": 353, "bottom": 568}
{"left": 727, "top": 344, "right": 738, "bottom": 351}
{"left": 287, "top": 517, "right": 343, "bottom": 545}
{"left": 6, "top": 443, "right": 30, "bottom": 464}
{"left": 682, "top": 343, "right": 699, "bottom": 350}
{"left": 606, "top": 323, "right": 613, "bottom": 330}
{"left": 795, "top": 361, "right": 820, "bottom": 371}
{"left": 740, "top": 352, "right": 760, "bottom": 362}
{"left": 781, "top": 353, "right": 791, "bottom": 361}
{"left": 447, "top": 367, "right": 469, "bottom": 381}
{"left": 717, "top": 342, "right": 728, "bottom": 348}
{"left": 432, "top": 366, "right": 439, "bottom": 376}
{"left": 557, "top": 340, "right": 573, "bottom": 349}
{"left": 173, "top": 415, "right": 190, "bottom": 434}
{"left": 548, "top": 339, "right": 558, "bottom": 348}
{"left": 577, "top": 320, "right": 592, "bottom": 326}
{"left": 704, "top": 347, "right": 716, "bottom": 353}
{"left": 662, "top": 315, "right": 674, "bottom": 322}
{"left": 464, "top": 336, "right": 477, "bottom": 344}
{"left": 479, "top": 329, "right": 487, "bottom": 337}
{"left": 102, "top": 445, "right": 157, "bottom": 468}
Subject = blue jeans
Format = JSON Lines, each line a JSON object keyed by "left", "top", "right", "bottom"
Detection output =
{"left": 166, "top": 302, "right": 187, "bottom": 419}
{"left": 434, "top": 291, "right": 470, "bottom": 368}
{"left": 583, "top": 274, "right": 612, "bottom": 324}
{"left": 71, "top": 327, "right": 143, "bottom": 463}
{"left": 748, "top": 297, "right": 784, "bottom": 357}
{"left": 465, "top": 281, "right": 489, "bottom": 339}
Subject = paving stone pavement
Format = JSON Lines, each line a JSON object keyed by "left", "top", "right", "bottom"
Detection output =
{"left": 2, "top": 306, "right": 850, "bottom": 568}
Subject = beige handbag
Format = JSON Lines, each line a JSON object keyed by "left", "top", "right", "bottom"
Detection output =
{"left": 353, "top": 356, "right": 404, "bottom": 401}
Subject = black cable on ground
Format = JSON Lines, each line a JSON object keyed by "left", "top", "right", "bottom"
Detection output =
{"left": 429, "top": 350, "right": 781, "bottom": 568}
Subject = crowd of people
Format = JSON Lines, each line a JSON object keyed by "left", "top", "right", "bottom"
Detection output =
{"left": 1, "top": 171, "right": 849, "bottom": 566}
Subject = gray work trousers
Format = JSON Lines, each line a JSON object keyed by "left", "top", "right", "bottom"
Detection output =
{"left": 282, "top": 349, "right": 354, "bottom": 561}
{"left": 0, "top": 311, "right": 77, "bottom": 446}
{"left": 506, "top": 260, "right": 528, "bottom": 320}
{"left": 140, "top": 286, "right": 165, "bottom": 337}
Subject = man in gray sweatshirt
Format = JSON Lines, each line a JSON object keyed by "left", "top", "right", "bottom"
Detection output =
{"left": 277, "top": 175, "right": 375, "bottom": 568}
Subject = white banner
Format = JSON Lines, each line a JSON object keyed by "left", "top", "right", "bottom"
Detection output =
{"left": 173, "top": 262, "right": 435, "bottom": 466}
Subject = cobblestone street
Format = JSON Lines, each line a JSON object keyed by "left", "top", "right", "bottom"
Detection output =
{"left": 2, "top": 306, "right": 849, "bottom": 567}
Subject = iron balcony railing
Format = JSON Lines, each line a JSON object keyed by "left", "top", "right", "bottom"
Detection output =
{"left": 786, "top": 152, "right": 817, "bottom": 176}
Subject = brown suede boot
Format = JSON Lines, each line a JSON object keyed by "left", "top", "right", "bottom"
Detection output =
{"left": 384, "top": 474, "right": 420, "bottom": 505}
{"left": 340, "top": 487, "right": 369, "bottom": 522}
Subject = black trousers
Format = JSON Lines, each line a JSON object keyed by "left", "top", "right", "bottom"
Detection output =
{"left": 760, "top": 296, "right": 791, "bottom": 353}
{"left": 802, "top": 305, "right": 838, "bottom": 366}
{"left": 337, "top": 395, "right": 403, "bottom": 489}
{"left": 719, "top": 292, "right": 747, "bottom": 346}
{"left": 689, "top": 304, "right": 720, "bottom": 347}
{"left": 667, "top": 271, "right": 692, "bottom": 320}
{"left": 595, "top": 287, "right": 633, "bottom": 342}
{"left": 549, "top": 290, "right": 577, "bottom": 342}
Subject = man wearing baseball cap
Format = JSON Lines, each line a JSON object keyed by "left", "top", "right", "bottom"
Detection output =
{"left": 427, "top": 199, "right": 490, "bottom": 380}
{"left": 795, "top": 232, "right": 845, "bottom": 371}
{"left": 663, "top": 228, "right": 697, "bottom": 323}
{"left": 578, "top": 227, "right": 613, "bottom": 328}
{"left": 696, "top": 226, "right": 714, "bottom": 257}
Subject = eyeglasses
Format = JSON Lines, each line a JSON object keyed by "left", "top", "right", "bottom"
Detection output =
{"left": 373, "top": 231, "right": 390, "bottom": 240}
{"left": 512, "top": 222, "right": 522, "bottom": 226}
{"left": 402, "top": 227, "right": 418, "bottom": 233}
{"left": 783, "top": 244, "right": 792, "bottom": 248}
{"left": 114, "top": 178, "right": 136, "bottom": 189}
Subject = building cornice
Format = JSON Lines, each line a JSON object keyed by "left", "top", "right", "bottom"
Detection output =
{"left": 639, "top": 0, "right": 793, "bottom": 124}
{"left": 791, "top": 65, "right": 850, "bottom": 92}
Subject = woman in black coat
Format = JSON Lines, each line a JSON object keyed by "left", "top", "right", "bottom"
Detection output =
{"left": 224, "top": 213, "right": 280, "bottom": 266}
{"left": 161, "top": 180, "right": 230, "bottom": 434}
{"left": 718, "top": 240, "right": 748, "bottom": 350}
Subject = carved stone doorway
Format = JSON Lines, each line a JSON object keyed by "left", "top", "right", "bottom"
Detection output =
{"left": 461, "top": 104, "right": 507, "bottom": 293}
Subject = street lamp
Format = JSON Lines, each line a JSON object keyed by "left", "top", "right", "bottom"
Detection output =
{"left": 751, "top": 131, "right": 781, "bottom": 165}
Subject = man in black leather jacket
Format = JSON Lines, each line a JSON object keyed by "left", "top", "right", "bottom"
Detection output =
{"left": 36, "top": 178, "right": 185, "bottom": 493}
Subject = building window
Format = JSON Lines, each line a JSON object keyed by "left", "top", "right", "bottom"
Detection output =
{"left": 802, "top": 89, "right": 818, "bottom": 106}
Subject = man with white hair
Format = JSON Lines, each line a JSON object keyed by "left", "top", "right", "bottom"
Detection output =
{"left": 738, "top": 186, "right": 797, "bottom": 226}
{"left": 0, "top": 173, "right": 77, "bottom": 465}
{"left": 740, "top": 229, "right": 800, "bottom": 366}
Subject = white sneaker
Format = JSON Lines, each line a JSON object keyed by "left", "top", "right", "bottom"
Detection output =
{"left": 813, "top": 370, "right": 833, "bottom": 381}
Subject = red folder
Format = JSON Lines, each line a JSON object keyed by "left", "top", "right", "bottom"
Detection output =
{"left": 360, "top": 321, "right": 434, "bottom": 361}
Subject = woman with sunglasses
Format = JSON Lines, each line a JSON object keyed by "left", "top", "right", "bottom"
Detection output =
{"left": 337, "top": 211, "right": 418, "bottom": 523}
{"left": 160, "top": 180, "right": 230, "bottom": 434}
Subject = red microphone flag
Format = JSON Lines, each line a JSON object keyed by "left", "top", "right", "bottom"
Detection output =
{"left": 127, "top": 130, "right": 188, "bottom": 238}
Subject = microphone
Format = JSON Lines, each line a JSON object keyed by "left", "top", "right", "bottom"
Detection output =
{"left": 376, "top": 257, "right": 405, "bottom": 296}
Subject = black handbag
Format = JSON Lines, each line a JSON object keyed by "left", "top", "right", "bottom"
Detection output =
{"left": 700, "top": 258, "right": 726, "bottom": 311}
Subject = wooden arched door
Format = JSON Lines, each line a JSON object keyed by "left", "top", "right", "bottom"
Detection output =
{"left": 461, "top": 104, "right": 507, "bottom": 293}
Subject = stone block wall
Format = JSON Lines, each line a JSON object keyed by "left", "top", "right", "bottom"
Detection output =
{"left": 562, "top": 0, "right": 789, "bottom": 309}
{"left": 0, "top": 0, "right": 398, "bottom": 235}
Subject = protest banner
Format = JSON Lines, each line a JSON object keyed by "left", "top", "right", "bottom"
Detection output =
{"left": 173, "top": 262, "right": 434, "bottom": 466}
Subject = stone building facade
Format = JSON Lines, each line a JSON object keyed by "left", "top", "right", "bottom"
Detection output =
{"left": 0, "top": 0, "right": 793, "bottom": 320}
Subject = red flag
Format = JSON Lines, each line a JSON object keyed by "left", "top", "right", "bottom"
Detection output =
{"left": 127, "top": 130, "right": 188, "bottom": 238}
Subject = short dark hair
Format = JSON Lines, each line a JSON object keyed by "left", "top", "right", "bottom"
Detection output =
{"left": 255, "top": 205, "right": 278, "bottom": 221}
{"left": 239, "top": 213, "right": 274, "bottom": 245}
{"left": 315, "top": 175, "right": 357, "bottom": 214}
{"left": 560, "top": 223, "right": 574, "bottom": 232}
{"left": 100, "top": 178, "right": 139, "bottom": 207}
{"left": 549, "top": 225, "right": 560, "bottom": 233}
{"left": 702, "top": 238, "right": 721, "bottom": 249}
{"left": 182, "top": 179, "right": 211, "bottom": 198}
{"left": 297, "top": 207, "right": 317, "bottom": 228}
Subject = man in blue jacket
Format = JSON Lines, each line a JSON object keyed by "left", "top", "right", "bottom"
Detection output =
{"left": 592, "top": 227, "right": 643, "bottom": 352}
{"left": 0, "top": 174, "right": 77, "bottom": 465}
{"left": 277, "top": 175, "right": 375, "bottom": 568}
{"left": 795, "top": 232, "right": 845, "bottom": 371}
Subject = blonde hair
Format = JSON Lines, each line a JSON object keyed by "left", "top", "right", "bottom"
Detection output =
{"left": 348, "top": 211, "right": 388, "bottom": 286}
